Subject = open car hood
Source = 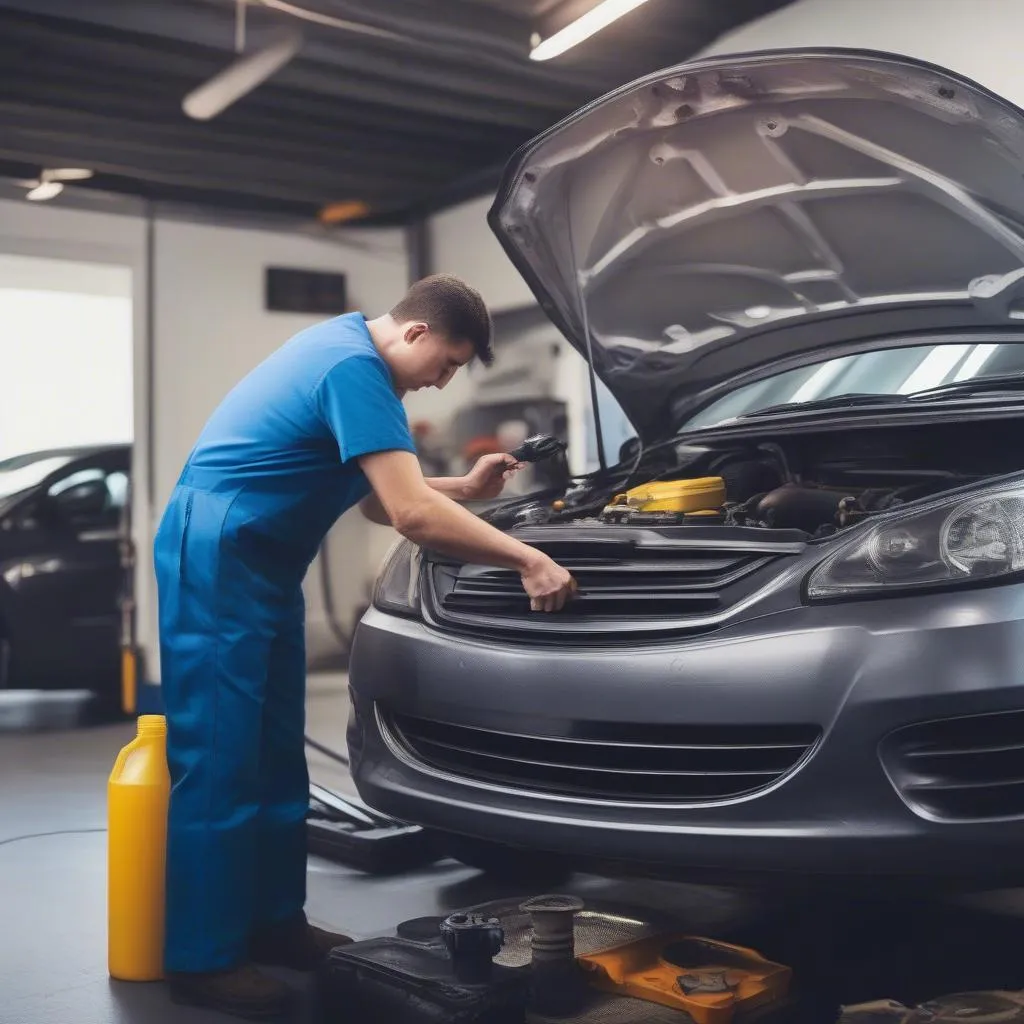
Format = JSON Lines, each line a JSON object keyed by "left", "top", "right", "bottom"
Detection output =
{"left": 488, "top": 49, "right": 1024, "bottom": 443}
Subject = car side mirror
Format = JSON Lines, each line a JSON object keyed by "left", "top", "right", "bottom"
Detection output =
{"left": 51, "top": 479, "right": 108, "bottom": 522}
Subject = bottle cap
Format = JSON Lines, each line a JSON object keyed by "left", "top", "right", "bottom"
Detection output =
{"left": 137, "top": 715, "right": 166, "bottom": 736}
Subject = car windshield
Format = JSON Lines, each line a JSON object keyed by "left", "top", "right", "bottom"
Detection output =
{"left": 678, "top": 341, "right": 1024, "bottom": 431}
{"left": 0, "top": 453, "right": 76, "bottom": 499}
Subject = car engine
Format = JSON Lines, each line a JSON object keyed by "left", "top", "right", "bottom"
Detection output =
{"left": 492, "top": 419, "right": 1005, "bottom": 540}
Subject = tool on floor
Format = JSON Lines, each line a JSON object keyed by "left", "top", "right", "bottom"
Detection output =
{"left": 579, "top": 934, "right": 791, "bottom": 1024}
{"left": 318, "top": 911, "right": 527, "bottom": 1023}
{"left": 837, "top": 991, "right": 1024, "bottom": 1023}
{"left": 107, "top": 714, "right": 170, "bottom": 982}
{"left": 318, "top": 893, "right": 794, "bottom": 1024}
{"left": 303, "top": 729, "right": 440, "bottom": 874}
{"left": 441, "top": 912, "right": 506, "bottom": 984}
{"left": 306, "top": 779, "right": 439, "bottom": 875}
{"left": 521, "top": 894, "right": 587, "bottom": 1018}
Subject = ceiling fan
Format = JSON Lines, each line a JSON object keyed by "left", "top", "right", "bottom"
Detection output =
{"left": 14, "top": 167, "right": 94, "bottom": 201}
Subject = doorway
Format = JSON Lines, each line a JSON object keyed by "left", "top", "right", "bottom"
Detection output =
{"left": 0, "top": 253, "right": 133, "bottom": 460}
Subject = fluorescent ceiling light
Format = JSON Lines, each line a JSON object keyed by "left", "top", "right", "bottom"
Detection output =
{"left": 44, "top": 168, "right": 93, "bottom": 181}
{"left": 25, "top": 182, "right": 65, "bottom": 201}
{"left": 530, "top": 0, "right": 651, "bottom": 61}
{"left": 183, "top": 30, "right": 302, "bottom": 120}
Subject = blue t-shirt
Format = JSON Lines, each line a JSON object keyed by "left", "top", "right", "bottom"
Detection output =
{"left": 179, "top": 312, "right": 415, "bottom": 565}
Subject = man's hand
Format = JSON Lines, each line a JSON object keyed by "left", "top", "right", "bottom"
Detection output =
{"left": 460, "top": 453, "right": 524, "bottom": 501}
{"left": 359, "top": 450, "right": 577, "bottom": 613}
{"left": 520, "top": 551, "right": 578, "bottom": 613}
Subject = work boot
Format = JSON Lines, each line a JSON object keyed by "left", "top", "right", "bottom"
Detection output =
{"left": 167, "top": 964, "right": 294, "bottom": 1020}
{"left": 249, "top": 911, "right": 354, "bottom": 971}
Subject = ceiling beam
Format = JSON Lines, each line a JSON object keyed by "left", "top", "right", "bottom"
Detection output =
{"left": 0, "top": 126, "right": 445, "bottom": 208}
{"left": 0, "top": 8, "right": 570, "bottom": 130}
{"left": 0, "top": 33, "right": 520, "bottom": 149}
{"left": 0, "top": 70, "right": 510, "bottom": 168}
{"left": 0, "top": 101, "right": 474, "bottom": 185}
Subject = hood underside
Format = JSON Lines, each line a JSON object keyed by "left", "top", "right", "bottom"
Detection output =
{"left": 489, "top": 48, "right": 1024, "bottom": 442}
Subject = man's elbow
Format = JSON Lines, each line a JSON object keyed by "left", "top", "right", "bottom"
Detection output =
{"left": 359, "top": 496, "right": 391, "bottom": 527}
{"left": 391, "top": 502, "right": 432, "bottom": 542}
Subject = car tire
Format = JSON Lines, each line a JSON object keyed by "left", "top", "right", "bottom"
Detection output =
{"left": 435, "top": 833, "right": 572, "bottom": 883}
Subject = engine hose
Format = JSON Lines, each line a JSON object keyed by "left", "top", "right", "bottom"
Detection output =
{"left": 757, "top": 442, "right": 796, "bottom": 483}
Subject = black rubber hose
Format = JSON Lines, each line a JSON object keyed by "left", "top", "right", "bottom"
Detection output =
{"left": 305, "top": 733, "right": 349, "bottom": 768}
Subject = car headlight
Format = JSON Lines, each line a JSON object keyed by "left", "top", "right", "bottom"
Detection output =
{"left": 371, "top": 538, "right": 422, "bottom": 617}
{"left": 806, "top": 483, "right": 1024, "bottom": 600}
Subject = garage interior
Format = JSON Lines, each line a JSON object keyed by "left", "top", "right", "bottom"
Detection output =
{"left": 5, "top": 0, "right": 1024, "bottom": 1022}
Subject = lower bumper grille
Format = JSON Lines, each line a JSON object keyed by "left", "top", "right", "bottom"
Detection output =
{"left": 881, "top": 709, "right": 1024, "bottom": 821}
{"left": 384, "top": 710, "right": 820, "bottom": 805}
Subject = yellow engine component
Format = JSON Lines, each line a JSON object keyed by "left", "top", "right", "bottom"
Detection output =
{"left": 579, "top": 934, "right": 792, "bottom": 1024}
{"left": 623, "top": 476, "right": 726, "bottom": 514}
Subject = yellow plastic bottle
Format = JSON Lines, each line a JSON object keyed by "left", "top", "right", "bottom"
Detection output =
{"left": 107, "top": 714, "right": 171, "bottom": 981}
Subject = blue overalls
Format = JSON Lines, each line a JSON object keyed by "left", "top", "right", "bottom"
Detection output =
{"left": 153, "top": 313, "right": 415, "bottom": 972}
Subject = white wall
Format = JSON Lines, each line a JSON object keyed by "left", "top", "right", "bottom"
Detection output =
{"left": 700, "top": 0, "right": 1024, "bottom": 104}
{"left": 0, "top": 197, "right": 407, "bottom": 681}
{"left": 429, "top": 194, "right": 535, "bottom": 313}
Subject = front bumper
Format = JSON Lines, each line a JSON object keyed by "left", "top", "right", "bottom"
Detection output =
{"left": 348, "top": 588, "right": 1024, "bottom": 885}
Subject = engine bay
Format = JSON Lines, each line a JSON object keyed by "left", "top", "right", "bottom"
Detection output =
{"left": 494, "top": 419, "right": 1020, "bottom": 539}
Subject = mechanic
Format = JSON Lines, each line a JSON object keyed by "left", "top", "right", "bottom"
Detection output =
{"left": 153, "top": 273, "right": 577, "bottom": 1018}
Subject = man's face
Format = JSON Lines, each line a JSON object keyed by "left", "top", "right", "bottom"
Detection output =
{"left": 391, "top": 321, "right": 475, "bottom": 393}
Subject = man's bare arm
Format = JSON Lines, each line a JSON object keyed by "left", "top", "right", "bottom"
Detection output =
{"left": 359, "top": 475, "right": 471, "bottom": 526}
{"left": 357, "top": 449, "right": 575, "bottom": 611}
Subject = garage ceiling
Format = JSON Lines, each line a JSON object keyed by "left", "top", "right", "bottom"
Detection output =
{"left": 0, "top": 0, "right": 793, "bottom": 225}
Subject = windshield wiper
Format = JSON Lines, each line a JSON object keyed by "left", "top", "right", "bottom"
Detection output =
{"left": 908, "top": 374, "right": 1024, "bottom": 401}
{"left": 728, "top": 374, "right": 1024, "bottom": 422}
{"left": 740, "top": 393, "right": 909, "bottom": 419}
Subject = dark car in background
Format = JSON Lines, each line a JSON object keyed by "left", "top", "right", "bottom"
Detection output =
{"left": 348, "top": 50, "right": 1024, "bottom": 887}
{"left": 0, "top": 444, "right": 130, "bottom": 706}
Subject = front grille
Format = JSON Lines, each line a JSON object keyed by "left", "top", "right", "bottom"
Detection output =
{"left": 385, "top": 711, "right": 820, "bottom": 805}
{"left": 881, "top": 709, "right": 1024, "bottom": 821}
{"left": 424, "top": 526, "right": 801, "bottom": 640}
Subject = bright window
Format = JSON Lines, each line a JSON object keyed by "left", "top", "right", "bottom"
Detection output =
{"left": 0, "top": 253, "right": 133, "bottom": 460}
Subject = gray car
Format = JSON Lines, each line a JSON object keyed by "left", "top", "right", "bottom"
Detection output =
{"left": 348, "top": 48, "right": 1024, "bottom": 887}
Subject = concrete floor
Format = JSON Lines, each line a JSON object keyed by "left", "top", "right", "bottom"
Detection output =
{"left": 4, "top": 675, "right": 1024, "bottom": 1023}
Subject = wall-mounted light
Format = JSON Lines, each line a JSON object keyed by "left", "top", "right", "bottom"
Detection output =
{"left": 318, "top": 200, "right": 372, "bottom": 225}
{"left": 530, "top": 0, "right": 651, "bottom": 61}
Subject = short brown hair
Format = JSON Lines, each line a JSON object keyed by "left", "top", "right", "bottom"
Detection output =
{"left": 390, "top": 274, "right": 493, "bottom": 366}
